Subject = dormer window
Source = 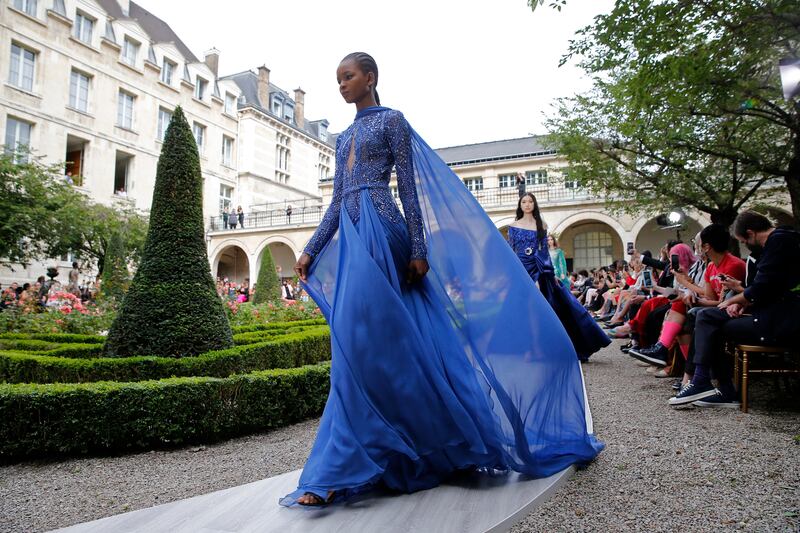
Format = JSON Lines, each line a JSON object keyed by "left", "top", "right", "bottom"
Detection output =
{"left": 319, "top": 123, "right": 328, "bottom": 142}
{"left": 73, "top": 12, "right": 94, "bottom": 44}
{"left": 283, "top": 104, "right": 294, "bottom": 123}
{"left": 13, "top": 0, "right": 36, "bottom": 16}
{"left": 271, "top": 96, "right": 281, "bottom": 116}
{"left": 224, "top": 92, "right": 236, "bottom": 115}
{"left": 195, "top": 77, "right": 207, "bottom": 100}
{"left": 121, "top": 37, "right": 139, "bottom": 66}
{"left": 161, "top": 59, "right": 175, "bottom": 85}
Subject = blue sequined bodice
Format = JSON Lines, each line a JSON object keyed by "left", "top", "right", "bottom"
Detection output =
{"left": 508, "top": 226, "right": 546, "bottom": 256}
{"left": 304, "top": 107, "right": 427, "bottom": 260}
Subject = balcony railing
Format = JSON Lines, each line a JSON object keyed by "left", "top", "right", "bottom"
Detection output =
{"left": 208, "top": 184, "right": 594, "bottom": 232}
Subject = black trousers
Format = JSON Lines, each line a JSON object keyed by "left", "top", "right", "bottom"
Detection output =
{"left": 692, "top": 307, "right": 759, "bottom": 381}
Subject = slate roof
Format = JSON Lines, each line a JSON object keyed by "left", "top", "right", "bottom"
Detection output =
{"left": 434, "top": 136, "right": 555, "bottom": 166}
{"left": 95, "top": 0, "right": 199, "bottom": 62}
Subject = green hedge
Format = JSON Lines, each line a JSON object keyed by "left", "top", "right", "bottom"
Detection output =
{"left": 231, "top": 318, "right": 326, "bottom": 334}
{"left": 0, "top": 339, "right": 60, "bottom": 352}
{"left": 0, "top": 333, "right": 105, "bottom": 344}
{"left": 0, "top": 328, "right": 330, "bottom": 384}
{"left": 0, "top": 363, "right": 331, "bottom": 460}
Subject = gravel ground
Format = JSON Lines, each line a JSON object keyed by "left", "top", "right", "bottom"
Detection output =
{"left": 1, "top": 341, "right": 798, "bottom": 533}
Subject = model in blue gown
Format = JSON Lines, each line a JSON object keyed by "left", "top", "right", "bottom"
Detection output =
{"left": 508, "top": 226, "right": 611, "bottom": 362}
{"left": 280, "top": 105, "right": 603, "bottom": 506}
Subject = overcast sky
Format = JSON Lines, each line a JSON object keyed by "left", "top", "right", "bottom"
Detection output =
{"left": 133, "top": 0, "right": 614, "bottom": 148}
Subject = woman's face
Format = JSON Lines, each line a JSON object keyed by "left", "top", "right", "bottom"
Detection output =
{"left": 337, "top": 59, "right": 373, "bottom": 104}
{"left": 519, "top": 196, "right": 534, "bottom": 214}
{"left": 547, "top": 235, "right": 555, "bottom": 248}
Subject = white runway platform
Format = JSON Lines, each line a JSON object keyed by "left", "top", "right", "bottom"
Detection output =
{"left": 52, "top": 465, "right": 574, "bottom": 533}
{"left": 53, "top": 367, "right": 593, "bottom": 533}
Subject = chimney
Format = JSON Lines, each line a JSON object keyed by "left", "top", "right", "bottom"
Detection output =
{"left": 294, "top": 87, "right": 305, "bottom": 128}
{"left": 116, "top": 0, "right": 130, "bottom": 16}
{"left": 257, "top": 65, "right": 270, "bottom": 109}
{"left": 204, "top": 48, "right": 220, "bottom": 77}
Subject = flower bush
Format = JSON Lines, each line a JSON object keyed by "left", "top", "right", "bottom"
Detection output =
{"left": 225, "top": 300, "right": 322, "bottom": 328}
{"left": 0, "top": 296, "right": 115, "bottom": 335}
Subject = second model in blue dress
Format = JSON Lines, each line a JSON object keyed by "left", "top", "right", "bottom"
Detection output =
{"left": 281, "top": 106, "right": 603, "bottom": 506}
{"left": 508, "top": 226, "right": 611, "bottom": 361}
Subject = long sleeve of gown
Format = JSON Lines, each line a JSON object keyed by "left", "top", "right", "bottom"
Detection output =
{"left": 386, "top": 111, "right": 427, "bottom": 260}
{"left": 304, "top": 139, "right": 343, "bottom": 258}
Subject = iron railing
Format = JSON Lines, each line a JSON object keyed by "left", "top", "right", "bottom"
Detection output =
{"left": 208, "top": 184, "right": 595, "bottom": 232}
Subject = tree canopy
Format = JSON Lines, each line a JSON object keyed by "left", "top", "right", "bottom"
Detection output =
{"left": 545, "top": 0, "right": 799, "bottom": 226}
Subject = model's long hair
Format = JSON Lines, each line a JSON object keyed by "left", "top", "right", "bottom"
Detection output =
{"left": 515, "top": 192, "right": 545, "bottom": 234}
{"left": 342, "top": 52, "right": 380, "bottom": 105}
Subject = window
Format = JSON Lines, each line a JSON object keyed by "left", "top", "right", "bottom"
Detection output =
{"left": 564, "top": 178, "right": 579, "bottom": 189}
{"left": 12, "top": 0, "right": 36, "bottom": 16}
{"left": 283, "top": 105, "right": 294, "bottom": 123}
{"left": 157, "top": 107, "right": 172, "bottom": 141}
{"left": 275, "top": 133, "right": 290, "bottom": 181}
{"left": 224, "top": 93, "right": 236, "bottom": 115}
{"left": 113, "top": 151, "right": 132, "bottom": 195}
{"left": 271, "top": 97, "right": 281, "bottom": 115}
{"left": 463, "top": 177, "right": 483, "bottom": 192}
{"left": 117, "top": 90, "right": 135, "bottom": 129}
{"left": 121, "top": 37, "right": 139, "bottom": 66}
{"left": 221, "top": 135, "right": 234, "bottom": 166}
{"left": 219, "top": 184, "right": 233, "bottom": 212}
{"left": 526, "top": 170, "right": 548, "bottom": 186}
{"left": 498, "top": 174, "right": 517, "bottom": 188}
{"left": 192, "top": 122, "right": 205, "bottom": 151}
{"left": 69, "top": 70, "right": 90, "bottom": 112}
{"left": 573, "top": 231, "right": 614, "bottom": 271}
{"left": 318, "top": 153, "right": 330, "bottom": 181}
{"left": 391, "top": 186, "right": 399, "bottom": 199}
{"left": 4, "top": 117, "right": 33, "bottom": 163}
{"left": 9, "top": 43, "right": 35, "bottom": 92}
{"left": 319, "top": 123, "right": 328, "bottom": 142}
{"left": 194, "top": 77, "right": 207, "bottom": 100}
{"left": 161, "top": 59, "right": 175, "bottom": 85}
{"left": 73, "top": 12, "right": 94, "bottom": 44}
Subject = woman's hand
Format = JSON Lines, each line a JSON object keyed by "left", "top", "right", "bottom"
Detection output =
{"left": 294, "top": 253, "right": 312, "bottom": 282}
{"left": 407, "top": 259, "right": 429, "bottom": 284}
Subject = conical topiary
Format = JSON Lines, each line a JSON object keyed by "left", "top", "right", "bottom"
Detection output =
{"left": 252, "top": 246, "right": 281, "bottom": 304}
{"left": 103, "top": 107, "right": 233, "bottom": 357}
{"left": 99, "top": 231, "right": 129, "bottom": 303}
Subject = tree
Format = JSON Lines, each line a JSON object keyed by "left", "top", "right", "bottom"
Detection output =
{"left": 99, "top": 231, "right": 129, "bottom": 303}
{"left": 252, "top": 247, "right": 281, "bottom": 304}
{"left": 545, "top": 0, "right": 799, "bottom": 226}
{"left": 103, "top": 107, "right": 233, "bottom": 357}
{"left": 0, "top": 154, "right": 86, "bottom": 267}
{"left": 50, "top": 202, "right": 148, "bottom": 277}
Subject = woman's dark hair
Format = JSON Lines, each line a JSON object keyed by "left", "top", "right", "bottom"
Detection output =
{"left": 700, "top": 223, "right": 731, "bottom": 253}
{"left": 515, "top": 192, "right": 544, "bottom": 234}
{"left": 548, "top": 234, "right": 559, "bottom": 247}
{"left": 578, "top": 269, "right": 589, "bottom": 277}
{"left": 342, "top": 52, "right": 380, "bottom": 105}
{"left": 732, "top": 210, "right": 773, "bottom": 238}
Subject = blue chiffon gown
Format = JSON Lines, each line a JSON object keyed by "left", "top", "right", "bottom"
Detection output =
{"left": 280, "top": 106, "right": 603, "bottom": 506}
{"left": 508, "top": 227, "right": 611, "bottom": 362}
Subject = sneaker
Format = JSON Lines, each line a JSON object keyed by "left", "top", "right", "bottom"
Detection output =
{"left": 628, "top": 342, "right": 669, "bottom": 367}
{"left": 620, "top": 341, "right": 637, "bottom": 354}
{"left": 653, "top": 369, "right": 671, "bottom": 378}
{"left": 668, "top": 381, "right": 716, "bottom": 406}
{"left": 692, "top": 391, "right": 741, "bottom": 409}
{"left": 671, "top": 379, "right": 683, "bottom": 391}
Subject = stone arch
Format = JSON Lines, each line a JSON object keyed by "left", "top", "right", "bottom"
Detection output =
{"left": 212, "top": 244, "right": 250, "bottom": 285}
{"left": 554, "top": 213, "right": 627, "bottom": 272}
{"left": 253, "top": 236, "right": 300, "bottom": 279}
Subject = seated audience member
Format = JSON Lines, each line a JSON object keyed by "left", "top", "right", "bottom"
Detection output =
{"left": 669, "top": 212, "right": 800, "bottom": 407}
{"left": 630, "top": 225, "right": 743, "bottom": 367}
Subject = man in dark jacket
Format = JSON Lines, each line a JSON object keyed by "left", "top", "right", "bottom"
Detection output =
{"left": 669, "top": 211, "right": 800, "bottom": 407}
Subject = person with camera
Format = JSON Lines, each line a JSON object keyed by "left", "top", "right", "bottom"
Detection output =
{"left": 669, "top": 212, "right": 798, "bottom": 407}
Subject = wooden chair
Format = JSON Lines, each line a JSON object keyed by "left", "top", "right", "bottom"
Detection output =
{"left": 731, "top": 344, "right": 800, "bottom": 413}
